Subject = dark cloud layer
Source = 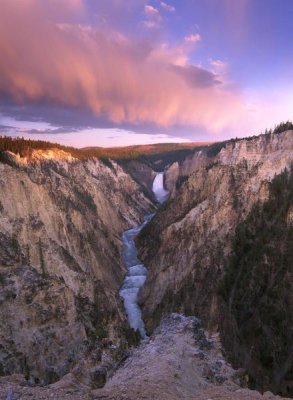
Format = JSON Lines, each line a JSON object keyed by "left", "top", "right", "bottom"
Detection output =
{"left": 171, "top": 65, "right": 221, "bottom": 88}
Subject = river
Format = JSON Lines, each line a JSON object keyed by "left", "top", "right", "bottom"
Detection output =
{"left": 119, "top": 172, "right": 169, "bottom": 338}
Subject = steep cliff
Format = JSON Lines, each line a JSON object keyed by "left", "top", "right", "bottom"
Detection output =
{"left": 0, "top": 149, "right": 154, "bottom": 385}
{"left": 118, "top": 159, "right": 157, "bottom": 200}
{"left": 137, "top": 130, "right": 293, "bottom": 396}
{"left": 219, "top": 167, "right": 293, "bottom": 395}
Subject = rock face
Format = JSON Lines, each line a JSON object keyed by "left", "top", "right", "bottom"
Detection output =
{"left": 94, "top": 314, "right": 290, "bottom": 400}
{"left": 1, "top": 314, "right": 290, "bottom": 400}
{"left": 219, "top": 167, "right": 293, "bottom": 396}
{"left": 0, "top": 150, "right": 154, "bottom": 384}
{"left": 95, "top": 313, "right": 238, "bottom": 399}
{"left": 137, "top": 130, "right": 293, "bottom": 396}
{"left": 119, "top": 159, "right": 157, "bottom": 201}
{"left": 164, "top": 161, "right": 180, "bottom": 193}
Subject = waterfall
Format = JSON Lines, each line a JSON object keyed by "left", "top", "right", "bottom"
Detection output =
{"left": 152, "top": 172, "right": 169, "bottom": 203}
{"left": 119, "top": 172, "right": 169, "bottom": 338}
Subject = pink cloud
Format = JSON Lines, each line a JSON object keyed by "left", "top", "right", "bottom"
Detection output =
{"left": 144, "top": 4, "right": 160, "bottom": 16}
{"left": 160, "top": 2, "right": 175, "bottom": 13}
{"left": 184, "top": 33, "right": 201, "bottom": 43}
{"left": 148, "top": 42, "right": 191, "bottom": 66}
{"left": 143, "top": 4, "right": 162, "bottom": 29}
{"left": 0, "top": 0, "right": 245, "bottom": 132}
{"left": 210, "top": 59, "right": 229, "bottom": 80}
{"left": 143, "top": 20, "right": 160, "bottom": 29}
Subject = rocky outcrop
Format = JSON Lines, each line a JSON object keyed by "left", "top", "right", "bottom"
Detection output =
{"left": 94, "top": 313, "right": 242, "bottom": 399}
{"left": 164, "top": 161, "right": 180, "bottom": 193}
{"left": 137, "top": 130, "right": 293, "bottom": 396}
{"left": 0, "top": 150, "right": 155, "bottom": 385}
{"left": 119, "top": 159, "right": 157, "bottom": 200}
{"left": 173, "top": 130, "right": 293, "bottom": 185}
{"left": 1, "top": 314, "right": 289, "bottom": 400}
{"left": 94, "top": 314, "right": 290, "bottom": 399}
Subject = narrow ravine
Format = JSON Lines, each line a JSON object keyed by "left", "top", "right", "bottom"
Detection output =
{"left": 119, "top": 172, "right": 169, "bottom": 337}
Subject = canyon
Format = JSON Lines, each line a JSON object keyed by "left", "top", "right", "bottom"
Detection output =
{"left": 0, "top": 128, "right": 292, "bottom": 399}
{"left": 138, "top": 129, "right": 293, "bottom": 396}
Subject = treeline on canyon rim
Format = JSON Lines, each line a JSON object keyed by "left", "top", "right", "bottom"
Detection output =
{"left": 0, "top": 135, "right": 200, "bottom": 165}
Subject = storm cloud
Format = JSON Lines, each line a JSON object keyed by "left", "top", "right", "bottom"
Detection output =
{"left": 0, "top": 0, "right": 244, "bottom": 133}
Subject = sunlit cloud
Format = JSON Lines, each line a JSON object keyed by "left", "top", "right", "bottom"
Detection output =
{"left": 144, "top": 4, "right": 160, "bottom": 16}
{"left": 143, "top": 4, "right": 162, "bottom": 29}
{"left": 142, "top": 20, "right": 160, "bottom": 29}
{"left": 210, "top": 60, "right": 229, "bottom": 80}
{"left": 160, "top": 2, "right": 175, "bottom": 13}
{"left": 0, "top": 0, "right": 246, "bottom": 135}
{"left": 184, "top": 33, "right": 201, "bottom": 43}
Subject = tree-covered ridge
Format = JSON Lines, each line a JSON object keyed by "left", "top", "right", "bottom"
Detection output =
{"left": 0, "top": 136, "right": 78, "bottom": 158}
{"left": 219, "top": 165, "right": 293, "bottom": 396}
{"left": 0, "top": 135, "right": 208, "bottom": 162}
{"left": 205, "top": 120, "right": 293, "bottom": 158}
{"left": 269, "top": 120, "right": 293, "bottom": 134}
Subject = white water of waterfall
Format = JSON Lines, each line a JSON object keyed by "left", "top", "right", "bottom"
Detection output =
{"left": 119, "top": 172, "right": 169, "bottom": 338}
{"left": 152, "top": 172, "right": 169, "bottom": 203}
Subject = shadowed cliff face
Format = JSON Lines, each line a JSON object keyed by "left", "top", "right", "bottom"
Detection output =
{"left": 0, "top": 152, "right": 155, "bottom": 385}
{"left": 219, "top": 168, "right": 293, "bottom": 396}
{"left": 137, "top": 130, "right": 293, "bottom": 396}
{"left": 118, "top": 159, "right": 157, "bottom": 201}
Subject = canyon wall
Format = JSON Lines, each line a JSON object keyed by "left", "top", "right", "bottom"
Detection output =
{"left": 0, "top": 150, "right": 154, "bottom": 385}
{"left": 118, "top": 159, "right": 157, "bottom": 200}
{"left": 137, "top": 130, "right": 293, "bottom": 396}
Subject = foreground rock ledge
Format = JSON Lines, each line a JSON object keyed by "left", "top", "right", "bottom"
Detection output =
{"left": 1, "top": 314, "right": 290, "bottom": 400}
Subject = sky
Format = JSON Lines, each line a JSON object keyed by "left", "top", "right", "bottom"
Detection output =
{"left": 0, "top": 0, "right": 293, "bottom": 147}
